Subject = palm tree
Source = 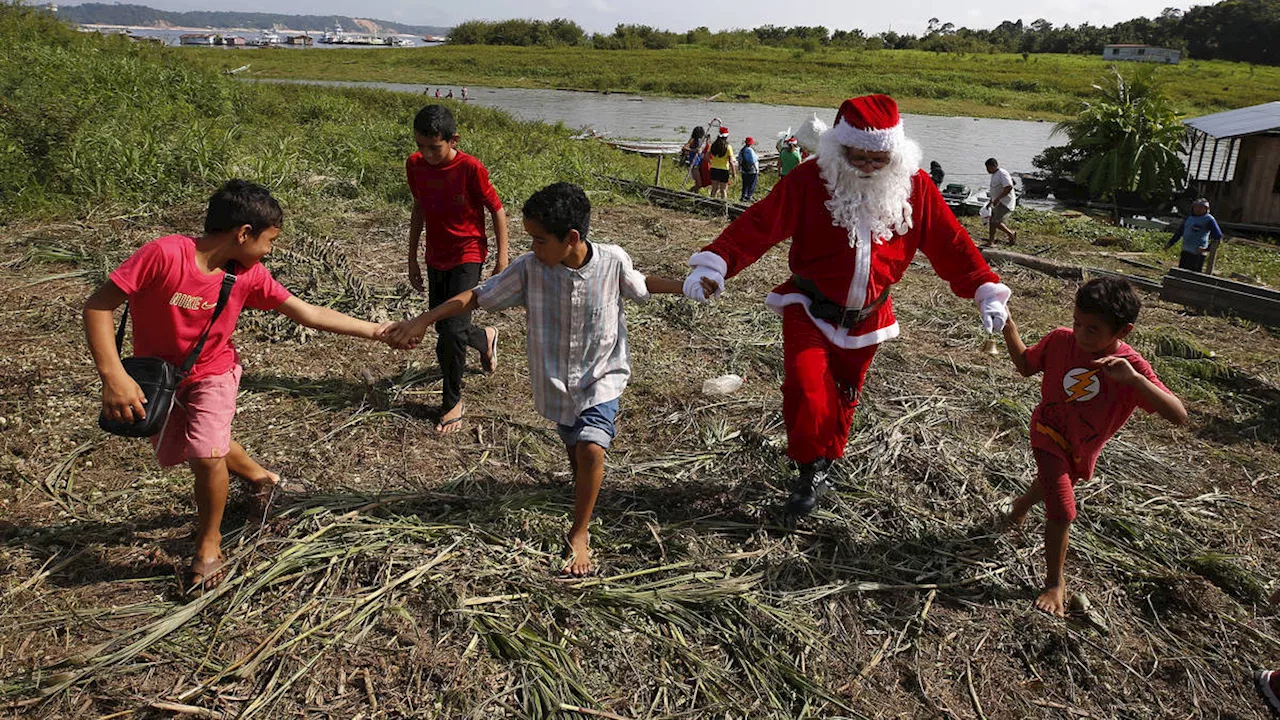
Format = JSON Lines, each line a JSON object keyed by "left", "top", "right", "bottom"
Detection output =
{"left": 1052, "top": 66, "right": 1187, "bottom": 218}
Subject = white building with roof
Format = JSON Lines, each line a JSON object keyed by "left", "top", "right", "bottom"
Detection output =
{"left": 1102, "top": 44, "right": 1181, "bottom": 64}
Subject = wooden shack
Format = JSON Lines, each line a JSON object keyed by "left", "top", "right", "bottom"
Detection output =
{"left": 1184, "top": 102, "right": 1280, "bottom": 231}
{"left": 286, "top": 35, "right": 313, "bottom": 46}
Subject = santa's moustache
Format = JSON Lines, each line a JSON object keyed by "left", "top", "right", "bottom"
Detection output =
{"left": 815, "top": 130, "right": 923, "bottom": 245}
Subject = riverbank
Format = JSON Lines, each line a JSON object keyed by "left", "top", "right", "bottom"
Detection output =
{"left": 178, "top": 44, "right": 1280, "bottom": 121}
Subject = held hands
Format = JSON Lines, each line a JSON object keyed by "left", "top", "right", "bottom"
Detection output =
{"left": 102, "top": 371, "right": 147, "bottom": 423}
{"left": 974, "top": 282, "right": 1011, "bottom": 333}
{"left": 682, "top": 266, "right": 724, "bottom": 303}
{"left": 384, "top": 316, "right": 431, "bottom": 350}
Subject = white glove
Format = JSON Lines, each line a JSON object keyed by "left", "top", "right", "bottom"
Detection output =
{"left": 683, "top": 265, "right": 724, "bottom": 303}
{"left": 975, "top": 282, "right": 1011, "bottom": 333}
{"left": 683, "top": 251, "right": 728, "bottom": 303}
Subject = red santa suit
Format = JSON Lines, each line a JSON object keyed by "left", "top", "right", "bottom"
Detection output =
{"left": 686, "top": 97, "right": 1005, "bottom": 465}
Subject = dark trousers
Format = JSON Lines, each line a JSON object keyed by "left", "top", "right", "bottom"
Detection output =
{"left": 1178, "top": 251, "right": 1205, "bottom": 273}
{"left": 427, "top": 262, "right": 488, "bottom": 411}
{"left": 740, "top": 172, "right": 759, "bottom": 202}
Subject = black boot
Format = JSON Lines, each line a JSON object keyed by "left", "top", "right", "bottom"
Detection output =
{"left": 784, "top": 459, "right": 833, "bottom": 517}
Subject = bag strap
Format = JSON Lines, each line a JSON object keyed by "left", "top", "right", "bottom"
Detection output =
{"left": 114, "top": 301, "right": 130, "bottom": 354}
{"left": 179, "top": 261, "right": 238, "bottom": 375}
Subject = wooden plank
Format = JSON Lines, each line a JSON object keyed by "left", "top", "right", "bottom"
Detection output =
{"left": 1166, "top": 268, "right": 1280, "bottom": 301}
{"left": 979, "top": 248, "right": 1084, "bottom": 280}
{"left": 1088, "top": 268, "right": 1163, "bottom": 293}
{"left": 1161, "top": 274, "right": 1280, "bottom": 326}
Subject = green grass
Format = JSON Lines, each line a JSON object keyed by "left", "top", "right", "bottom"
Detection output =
{"left": 0, "top": 5, "right": 658, "bottom": 221}
{"left": 178, "top": 44, "right": 1280, "bottom": 121}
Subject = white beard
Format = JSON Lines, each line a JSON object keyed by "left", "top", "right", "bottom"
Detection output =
{"left": 815, "top": 130, "right": 922, "bottom": 246}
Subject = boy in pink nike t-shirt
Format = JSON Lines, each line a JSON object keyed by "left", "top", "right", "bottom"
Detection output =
{"left": 84, "top": 180, "right": 397, "bottom": 592}
{"left": 1000, "top": 277, "right": 1187, "bottom": 616}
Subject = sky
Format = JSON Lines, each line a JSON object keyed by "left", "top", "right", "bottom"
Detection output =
{"left": 72, "top": 0, "right": 1195, "bottom": 34}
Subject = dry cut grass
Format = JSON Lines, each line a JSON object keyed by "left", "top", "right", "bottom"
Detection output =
{"left": 1, "top": 201, "right": 1279, "bottom": 718}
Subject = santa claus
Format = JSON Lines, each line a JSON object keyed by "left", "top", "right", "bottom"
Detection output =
{"left": 684, "top": 94, "right": 1012, "bottom": 516}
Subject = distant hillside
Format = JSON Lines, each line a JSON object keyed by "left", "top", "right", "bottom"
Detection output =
{"left": 55, "top": 3, "right": 450, "bottom": 35}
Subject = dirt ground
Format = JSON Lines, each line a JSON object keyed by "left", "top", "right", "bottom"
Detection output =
{"left": 2, "top": 201, "right": 1279, "bottom": 719}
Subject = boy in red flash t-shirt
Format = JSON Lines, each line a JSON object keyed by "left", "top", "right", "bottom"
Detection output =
{"left": 1001, "top": 277, "right": 1187, "bottom": 617}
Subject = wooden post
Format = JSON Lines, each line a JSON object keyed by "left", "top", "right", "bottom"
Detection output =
{"left": 1205, "top": 236, "right": 1221, "bottom": 275}
{"left": 654, "top": 155, "right": 663, "bottom": 188}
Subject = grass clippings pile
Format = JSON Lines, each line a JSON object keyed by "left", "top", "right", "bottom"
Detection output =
{"left": 2, "top": 201, "right": 1280, "bottom": 719}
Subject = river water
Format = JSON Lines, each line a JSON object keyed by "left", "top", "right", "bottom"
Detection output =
{"left": 259, "top": 78, "right": 1058, "bottom": 187}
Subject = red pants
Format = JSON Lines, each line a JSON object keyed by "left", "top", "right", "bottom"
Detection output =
{"left": 1035, "top": 449, "right": 1078, "bottom": 523}
{"left": 781, "top": 305, "right": 878, "bottom": 464}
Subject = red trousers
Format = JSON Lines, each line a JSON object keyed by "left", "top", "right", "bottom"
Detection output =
{"left": 781, "top": 305, "right": 878, "bottom": 464}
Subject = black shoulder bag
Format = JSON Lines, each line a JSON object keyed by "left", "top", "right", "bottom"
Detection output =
{"left": 98, "top": 263, "right": 237, "bottom": 438}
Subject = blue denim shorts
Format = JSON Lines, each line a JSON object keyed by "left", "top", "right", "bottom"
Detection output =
{"left": 557, "top": 398, "right": 619, "bottom": 449}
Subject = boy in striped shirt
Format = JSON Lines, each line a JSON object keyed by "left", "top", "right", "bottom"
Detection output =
{"left": 389, "top": 183, "right": 686, "bottom": 575}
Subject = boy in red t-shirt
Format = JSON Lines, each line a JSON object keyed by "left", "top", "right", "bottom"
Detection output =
{"left": 1001, "top": 277, "right": 1187, "bottom": 616}
{"left": 84, "top": 180, "right": 396, "bottom": 592}
{"left": 405, "top": 105, "right": 509, "bottom": 434}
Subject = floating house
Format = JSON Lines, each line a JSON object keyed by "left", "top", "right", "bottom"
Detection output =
{"left": 1185, "top": 102, "right": 1280, "bottom": 231}
{"left": 1102, "top": 44, "right": 1181, "bottom": 64}
{"left": 179, "top": 33, "right": 217, "bottom": 46}
{"left": 219, "top": 35, "right": 247, "bottom": 46}
{"left": 286, "top": 35, "right": 313, "bottom": 46}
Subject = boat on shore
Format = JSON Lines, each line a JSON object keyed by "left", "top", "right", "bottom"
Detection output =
{"left": 940, "top": 183, "right": 982, "bottom": 216}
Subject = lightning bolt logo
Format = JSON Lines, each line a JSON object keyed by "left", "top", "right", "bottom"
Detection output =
{"left": 1062, "top": 368, "right": 1101, "bottom": 402}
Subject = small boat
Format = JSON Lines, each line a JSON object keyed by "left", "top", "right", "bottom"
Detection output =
{"left": 255, "top": 30, "right": 281, "bottom": 46}
{"left": 941, "top": 183, "right": 982, "bottom": 216}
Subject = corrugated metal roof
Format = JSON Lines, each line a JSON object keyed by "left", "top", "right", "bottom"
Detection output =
{"left": 1185, "top": 102, "right": 1280, "bottom": 139}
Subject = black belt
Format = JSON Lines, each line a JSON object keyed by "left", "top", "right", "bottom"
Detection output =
{"left": 792, "top": 275, "right": 890, "bottom": 329}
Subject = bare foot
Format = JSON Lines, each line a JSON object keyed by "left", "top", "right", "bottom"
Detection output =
{"left": 242, "top": 469, "right": 281, "bottom": 518}
{"left": 435, "top": 403, "right": 464, "bottom": 435}
{"left": 1034, "top": 585, "right": 1067, "bottom": 617}
{"left": 481, "top": 327, "right": 499, "bottom": 374}
{"left": 561, "top": 532, "right": 593, "bottom": 577}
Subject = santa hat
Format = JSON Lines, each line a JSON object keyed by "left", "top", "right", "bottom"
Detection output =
{"left": 744, "top": 136, "right": 755, "bottom": 146}
{"left": 718, "top": 126, "right": 729, "bottom": 136}
{"left": 830, "top": 94, "right": 904, "bottom": 152}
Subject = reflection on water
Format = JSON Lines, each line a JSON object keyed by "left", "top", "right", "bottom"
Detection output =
{"left": 257, "top": 78, "right": 1057, "bottom": 184}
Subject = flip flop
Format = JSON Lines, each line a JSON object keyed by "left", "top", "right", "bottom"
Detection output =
{"left": 435, "top": 415, "right": 464, "bottom": 435}
{"left": 184, "top": 556, "right": 228, "bottom": 596}
{"left": 481, "top": 327, "right": 499, "bottom": 374}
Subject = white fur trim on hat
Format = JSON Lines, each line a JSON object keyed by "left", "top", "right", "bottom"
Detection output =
{"left": 831, "top": 119, "right": 904, "bottom": 152}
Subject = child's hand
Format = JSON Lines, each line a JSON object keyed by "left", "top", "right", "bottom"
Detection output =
{"left": 1092, "top": 355, "right": 1142, "bottom": 385}
{"left": 387, "top": 317, "right": 428, "bottom": 349}
{"left": 408, "top": 256, "right": 424, "bottom": 292}
{"left": 102, "top": 371, "right": 147, "bottom": 422}
{"left": 372, "top": 321, "right": 397, "bottom": 343}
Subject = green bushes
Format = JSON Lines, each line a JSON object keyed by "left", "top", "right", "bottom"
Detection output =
{"left": 0, "top": 5, "right": 645, "bottom": 221}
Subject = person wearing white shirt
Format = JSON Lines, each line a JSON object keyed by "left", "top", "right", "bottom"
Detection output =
{"left": 985, "top": 157, "right": 1018, "bottom": 245}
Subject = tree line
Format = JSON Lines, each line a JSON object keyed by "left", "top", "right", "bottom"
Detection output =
{"left": 446, "top": 0, "right": 1280, "bottom": 65}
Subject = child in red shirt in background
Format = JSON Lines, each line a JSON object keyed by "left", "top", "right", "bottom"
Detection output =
{"left": 1001, "top": 277, "right": 1187, "bottom": 616}
{"left": 405, "top": 105, "right": 509, "bottom": 434}
{"left": 84, "top": 180, "right": 396, "bottom": 592}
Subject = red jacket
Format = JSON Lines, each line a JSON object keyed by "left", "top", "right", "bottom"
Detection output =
{"left": 699, "top": 160, "right": 999, "bottom": 348}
